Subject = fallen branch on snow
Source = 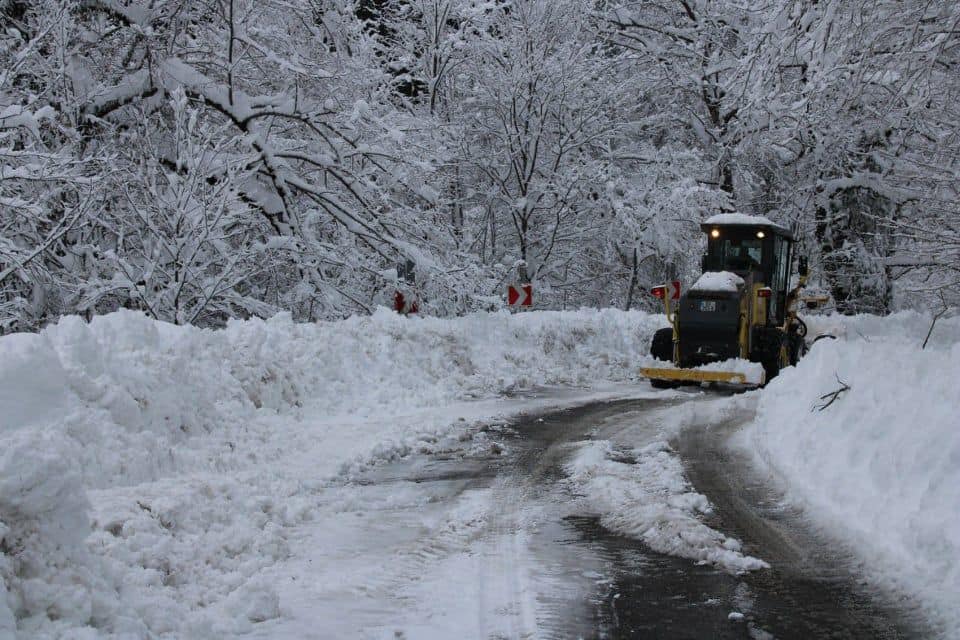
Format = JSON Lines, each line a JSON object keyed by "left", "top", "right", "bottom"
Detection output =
{"left": 921, "top": 292, "right": 949, "bottom": 350}
{"left": 813, "top": 374, "right": 851, "bottom": 412}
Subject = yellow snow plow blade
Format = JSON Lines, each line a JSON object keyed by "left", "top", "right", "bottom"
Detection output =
{"left": 639, "top": 367, "right": 759, "bottom": 386}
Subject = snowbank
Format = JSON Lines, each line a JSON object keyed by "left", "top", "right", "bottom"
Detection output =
{"left": 736, "top": 311, "right": 960, "bottom": 636}
{"left": 0, "top": 307, "right": 663, "bottom": 638}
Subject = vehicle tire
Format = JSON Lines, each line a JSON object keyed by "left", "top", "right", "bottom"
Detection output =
{"left": 650, "top": 327, "right": 674, "bottom": 362}
{"left": 789, "top": 333, "right": 807, "bottom": 365}
{"left": 755, "top": 329, "right": 789, "bottom": 384}
{"left": 649, "top": 328, "right": 677, "bottom": 389}
{"left": 791, "top": 317, "right": 808, "bottom": 338}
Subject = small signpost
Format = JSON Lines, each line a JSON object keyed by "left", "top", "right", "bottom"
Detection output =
{"left": 651, "top": 280, "right": 682, "bottom": 362}
{"left": 507, "top": 284, "right": 533, "bottom": 308}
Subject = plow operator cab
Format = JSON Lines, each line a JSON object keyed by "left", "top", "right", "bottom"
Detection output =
{"left": 642, "top": 214, "right": 809, "bottom": 389}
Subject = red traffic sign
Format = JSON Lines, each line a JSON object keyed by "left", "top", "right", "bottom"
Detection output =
{"left": 651, "top": 281, "right": 681, "bottom": 300}
{"left": 507, "top": 284, "right": 533, "bottom": 307}
{"left": 394, "top": 290, "right": 418, "bottom": 315}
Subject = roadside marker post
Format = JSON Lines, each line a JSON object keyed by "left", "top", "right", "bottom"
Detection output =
{"left": 393, "top": 290, "right": 418, "bottom": 315}
{"left": 393, "top": 259, "right": 419, "bottom": 315}
{"left": 652, "top": 280, "right": 682, "bottom": 361}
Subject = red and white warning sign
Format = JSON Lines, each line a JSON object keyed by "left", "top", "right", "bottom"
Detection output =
{"left": 507, "top": 284, "right": 533, "bottom": 307}
{"left": 652, "top": 280, "right": 681, "bottom": 300}
{"left": 393, "top": 290, "right": 419, "bottom": 315}
{"left": 667, "top": 280, "right": 681, "bottom": 300}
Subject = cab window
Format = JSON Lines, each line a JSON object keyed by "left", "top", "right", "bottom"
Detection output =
{"left": 717, "top": 238, "right": 763, "bottom": 271}
{"left": 770, "top": 238, "right": 789, "bottom": 320}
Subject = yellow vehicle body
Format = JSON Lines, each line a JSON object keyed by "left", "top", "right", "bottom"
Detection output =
{"left": 638, "top": 287, "right": 766, "bottom": 388}
{"left": 639, "top": 223, "right": 809, "bottom": 389}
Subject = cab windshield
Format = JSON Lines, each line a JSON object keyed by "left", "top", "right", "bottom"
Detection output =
{"left": 716, "top": 238, "right": 763, "bottom": 271}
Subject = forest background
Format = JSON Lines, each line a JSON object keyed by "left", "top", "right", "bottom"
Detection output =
{"left": 1, "top": 0, "right": 957, "bottom": 331}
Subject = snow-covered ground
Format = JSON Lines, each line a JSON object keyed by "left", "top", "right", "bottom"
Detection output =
{"left": 733, "top": 311, "right": 960, "bottom": 637}
{"left": 1, "top": 306, "right": 957, "bottom": 638}
{"left": 0, "top": 307, "right": 672, "bottom": 638}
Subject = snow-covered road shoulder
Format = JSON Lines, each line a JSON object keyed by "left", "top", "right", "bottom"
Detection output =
{"left": 734, "top": 311, "right": 960, "bottom": 637}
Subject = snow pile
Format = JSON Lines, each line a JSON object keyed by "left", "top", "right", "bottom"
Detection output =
{"left": 0, "top": 315, "right": 293, "bottom": 637}
{"left": 642, "top": 356, "right": 765, "bottom": 385}
{"left": 221, "top": 306, "right": 661, "bottom": 413}
{"left": 689, "top": 271, "right": 744, "bottom": 292}
{"left": 563, "top": 440, "right": 768, "bottom": 574}
{"left": 0, "top": 307, "right": 662, "bottom": 637}
{"left": 737, "top": 311, "right": 960, "bottom": 635}
{"left": 691, "top": 358, "right": 765, "bottom": 384}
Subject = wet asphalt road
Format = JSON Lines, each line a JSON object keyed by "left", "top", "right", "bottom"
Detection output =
{"left": 362, "top": 396, "right": 930, "bottom": 639}
{"left": 517, "top": 398, "right": 927, "bottom": 639}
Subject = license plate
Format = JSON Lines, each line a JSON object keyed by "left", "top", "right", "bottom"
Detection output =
{"left": 698, "top": 300, "right": 717, "bottom": 312}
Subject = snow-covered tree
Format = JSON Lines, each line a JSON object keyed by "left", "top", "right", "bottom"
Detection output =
{"left": 1, "top": 0, "right": 956, "bottom": 328}
{"left": 737, "top": 0, "right": 960, "bottom": 312}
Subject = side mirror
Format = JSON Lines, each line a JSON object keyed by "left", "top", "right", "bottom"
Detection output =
{"left": 798, "top": 256, "right": 808, "bottom": 277}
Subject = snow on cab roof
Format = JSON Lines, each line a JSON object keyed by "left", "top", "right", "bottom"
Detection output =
{"left": 690, "top": 271, "right": 744, "bottom": 292}
{"left": 704, "top": 213, "right": 775, "bottom": 226}
{"left": 702, "top": 213, "right": 794, "bottom": 239}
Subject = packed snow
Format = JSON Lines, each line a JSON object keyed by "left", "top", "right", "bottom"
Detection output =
{"left": 563, "top": 440, "right": 768, "bottom": 573}
{"left": 689, "top": 270, "right": 745, "bottom": 292}
{"left": 734, "top": 311, "right": 960, "bottom": 637}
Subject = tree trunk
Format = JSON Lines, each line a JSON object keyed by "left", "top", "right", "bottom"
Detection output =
{"left": 625, "top": 247, "right": 638, "bottom": 311}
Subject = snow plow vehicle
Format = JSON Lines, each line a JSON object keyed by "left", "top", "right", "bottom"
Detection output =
{"left": 641, "top": 214, "right": 809, "bottom": 389}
